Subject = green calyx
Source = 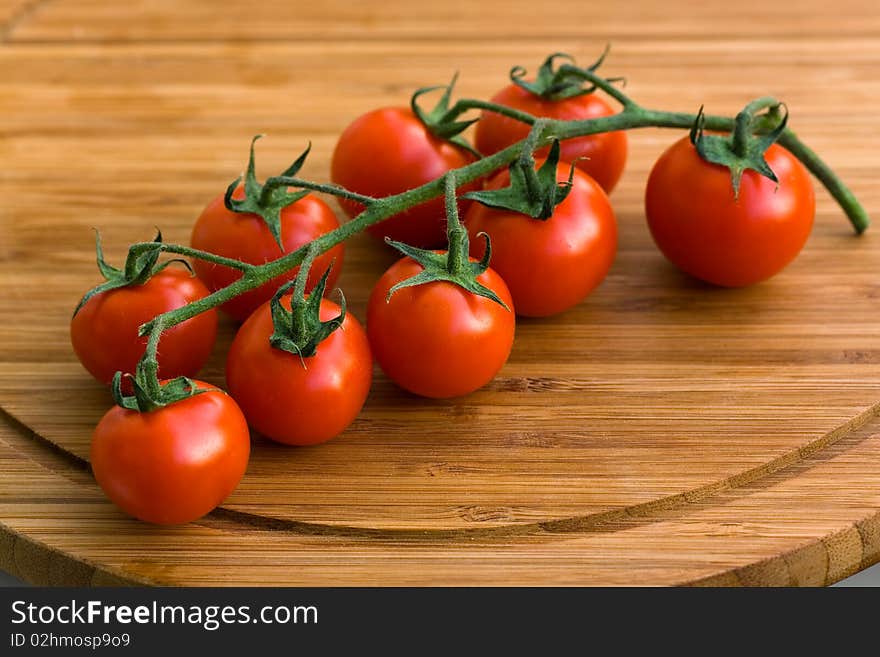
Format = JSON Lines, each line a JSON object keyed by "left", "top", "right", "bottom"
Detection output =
{"left": 510, "top": 46, "right": 619, "bottom": 101}
{"left": 112, "top": 328, "right": 208, "bottom": 413}
{"left": 463, "top": 139, "right": 574, "bottom": 220}
{"left": 411, "top": 73, "right": 481, "bottom": 156}
{"left": 224, "top": 135, "right": 311, "bottom": 250}
{"left": 690, "top": 97, "right": 789, "bottom": 198}
{"left": 73, "top": 230, "right": 191, "bottom": 317}
{"left": 268, "top": 255, "right": 345, "bottom": 362}
{"left": 112, "top": 369, "right": 205, "bottom": 413}
{"left": 385, "top": 172, "right": 509, "bottom": 310}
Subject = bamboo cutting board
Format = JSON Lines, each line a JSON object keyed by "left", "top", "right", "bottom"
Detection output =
{"left": 1, "top": 0, "right": 879, "bottom": 586}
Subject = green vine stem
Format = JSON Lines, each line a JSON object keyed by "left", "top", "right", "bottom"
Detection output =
{"left": 263, "top": 176, "right": 378, "bottom": 207}
{"left": 127, "top": 241, "right": 256, "bottom": 272}
{"left": 515, "top": 119, "right": 549, "bottom": 202}
{"left": 443, "top": 173, "right": 470, "bottom": 276}
{"left": 131, "top": 67, "right": 869, "bottom": 356}
{"left": 441, "top": 98, "right": 538, "bottom": 128}
{"left": 731, "top": 97, "right": 782, "bottom": 157}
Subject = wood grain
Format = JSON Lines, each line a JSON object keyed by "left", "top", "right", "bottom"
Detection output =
{"left": 1, "top": 0, "right": 879, "bottom": 584}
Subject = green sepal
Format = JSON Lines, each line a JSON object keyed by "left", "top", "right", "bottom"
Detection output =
{"left": 268, "top": 262, "right": 345, "bottom": 362}
{"left": 411, "top": 73, "right": 481, "bottom": 157}
{"left": 383, "top": 171, "right": 510, "bottom": 311}
{"left": 73, "top": 230, "right": 175, "bottom": 317}
{"left": 384, "top": 233, "right": 508, "bottom": 310}
{"left": 224, "top": 135, "right": 311, "bottom": 251}
{"left": 462, "top": 139, "right": 574, "bottom": 220}
{"left": 690, "top": 102, "right": 788, "bottom": 198}
{"left": 111, "top": 366, "right": 207, "bottom": 413}
{"left": 510, "top": 47, "right": 616, "bottom": 101}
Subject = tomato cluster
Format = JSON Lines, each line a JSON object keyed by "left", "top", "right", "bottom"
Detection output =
{"left": 71, "top": 54, "right": 817, "bottom": 525}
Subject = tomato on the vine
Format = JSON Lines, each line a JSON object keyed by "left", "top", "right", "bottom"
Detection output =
{"left": 71, "top": 267, "right": 217, "bottom": 385}
{"left": 475, "top": 85, "right": 627, "bottom": 193}
{"left": 91, "top": 383, "right": 250, "bottom": 525}
{"left": 465, "top": 158, "right": 617, "bottom": 317}
{"left": 226, "top": 295, "right": 372, "bottom": 446}
{"left": 191, "top": 187, "right": 343, "bottom": 322}
{"left": 331, "top": 107, "right": 480, "bottom": 248}
{"left": 645, "top": 137, "right": 815, "bottom": 287}
{"left": 367, "top": 255, "right": 515, "bottom": 399}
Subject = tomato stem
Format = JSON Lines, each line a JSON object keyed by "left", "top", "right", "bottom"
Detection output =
{"left": 731, "top": 97, "right": 782, "bottom": 158}
{"left": 776, "top": 128, "right": 870, "bottom": 235}
{"left": 267, "top": 176, "right": 377, "bottom": 207}
{"left": 133, "top": 67, "right": 870, "bottom": 347}
{"left": 265, "top": 251, "right": 345, "bottom": 361}
{"left": 732, "top": 112, "right": 751, "bottom": 158}
{"left": 687, "top": 99, "right": 788, "bottom": 197}
{"left": 446, "top": 98, "right": 537, "bottom": 126}
{"left": 224, "top": 136, "right": 312, "bottom": 250}
{"left": 410, "top": 74, "right": 482, "bottom": 157}
{"left": 444, "top": 172, "right": 469, "bottom": 276}
{"left": 114, "top": 316, "right": 208, "bottom": 412}
{"left": 381, "top": 171, "right": 508, "bottom": 309}
{"left": 74, "top": 230, "right": 194, "bottom": 317}
{"left": 508, "top": 48, "right": 624, "bottom": 103}
{"left": 142, "top": 319, "right": 164, "bottom": 397}
{"left": 463, "top": 139, "right": 574, "bottom": 220}
{"left": 556, "top": 63, "right": 634, "bottom": 108}
{"left": 517, "top": 119, "right": 548, "bottom": 203}
{"left": 127, "top": 242, "right": 256, "bottom": 272}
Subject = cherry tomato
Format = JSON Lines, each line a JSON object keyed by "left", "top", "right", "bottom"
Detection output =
{"left": 475, "top": 85, "right": 628, "bottom": 193}
{"left": 91, "top": 383, "right": 250, "bottom": 525}
{"left": 331, "top": 107, "right": 480, "bottom": 248}
{"left": 367, "top": 257, "right": 515, "bottom": 398}
{"left": 645, "top": 138, "right": 815, "bottom": 287}
{"left": 465, "top": 159, "right": 617, "bottom": 317}
{"left": 226, "top": 296, "right": 372, "bottom": 446}
{"left": 191, "top": 187, "right": 343, "bottom": 321}
{"left": 71, "top": 268, "right": 217, "bottom": 385}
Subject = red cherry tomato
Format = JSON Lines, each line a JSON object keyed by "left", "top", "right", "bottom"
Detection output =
{"left": 71, "top": 268, "right": 217, "bottom": 385}
{"left": 475, "top": 85, "right": 628, "bottom": 193}
{"left": 645, "top": 138, "right": 815, "bottom": 287}
{"left": 331, "top": 107, "right": 480, "bottom": 248}
{"left": 91, "top": 384, "right": 250, "bottom": 525}
{"left": 191, "top": 187, "right": 343, "bottom": 321}
{"left": 465, "top": 159, "right": 617, "bottom": 317}
{"left": 225, "top": 297, "right": 372, "bottom": 446}
{"left": 367, "top": 257, "right": 515, "bottom": 398}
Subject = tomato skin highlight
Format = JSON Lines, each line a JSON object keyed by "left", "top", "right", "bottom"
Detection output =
{"left": 474, "top": 85, "right": 628, "bottom": 193}
{"left": 645, "top": 138, "right": 815, "bottom": 287}
{"left": 70, "top": 268, "right": 217, "bottom": 385}
{"left": 191, "top": 188, "right": 343, "bottom": 321}
{"left": 225, "top": 297, "right": 373, "bottom": 446}
{"left": 90, "top": 384, "right": 250, "bottom": 525}
{"left": 367, "top": 257, "right": 515, "bottom": 399}
{"left": 331, "top": 107, "right": 480, "bottom": 248}
{"left": 465, "top": 160, "right": 617, "bottom": 317}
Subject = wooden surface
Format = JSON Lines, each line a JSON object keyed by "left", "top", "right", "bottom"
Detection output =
{"left": 1, "top": 0, "right": 879, "bottom": 586}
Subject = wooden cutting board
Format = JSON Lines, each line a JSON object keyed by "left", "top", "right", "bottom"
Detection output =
{"left": 1, "top": 0, "right": 879, "bottom": 586}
